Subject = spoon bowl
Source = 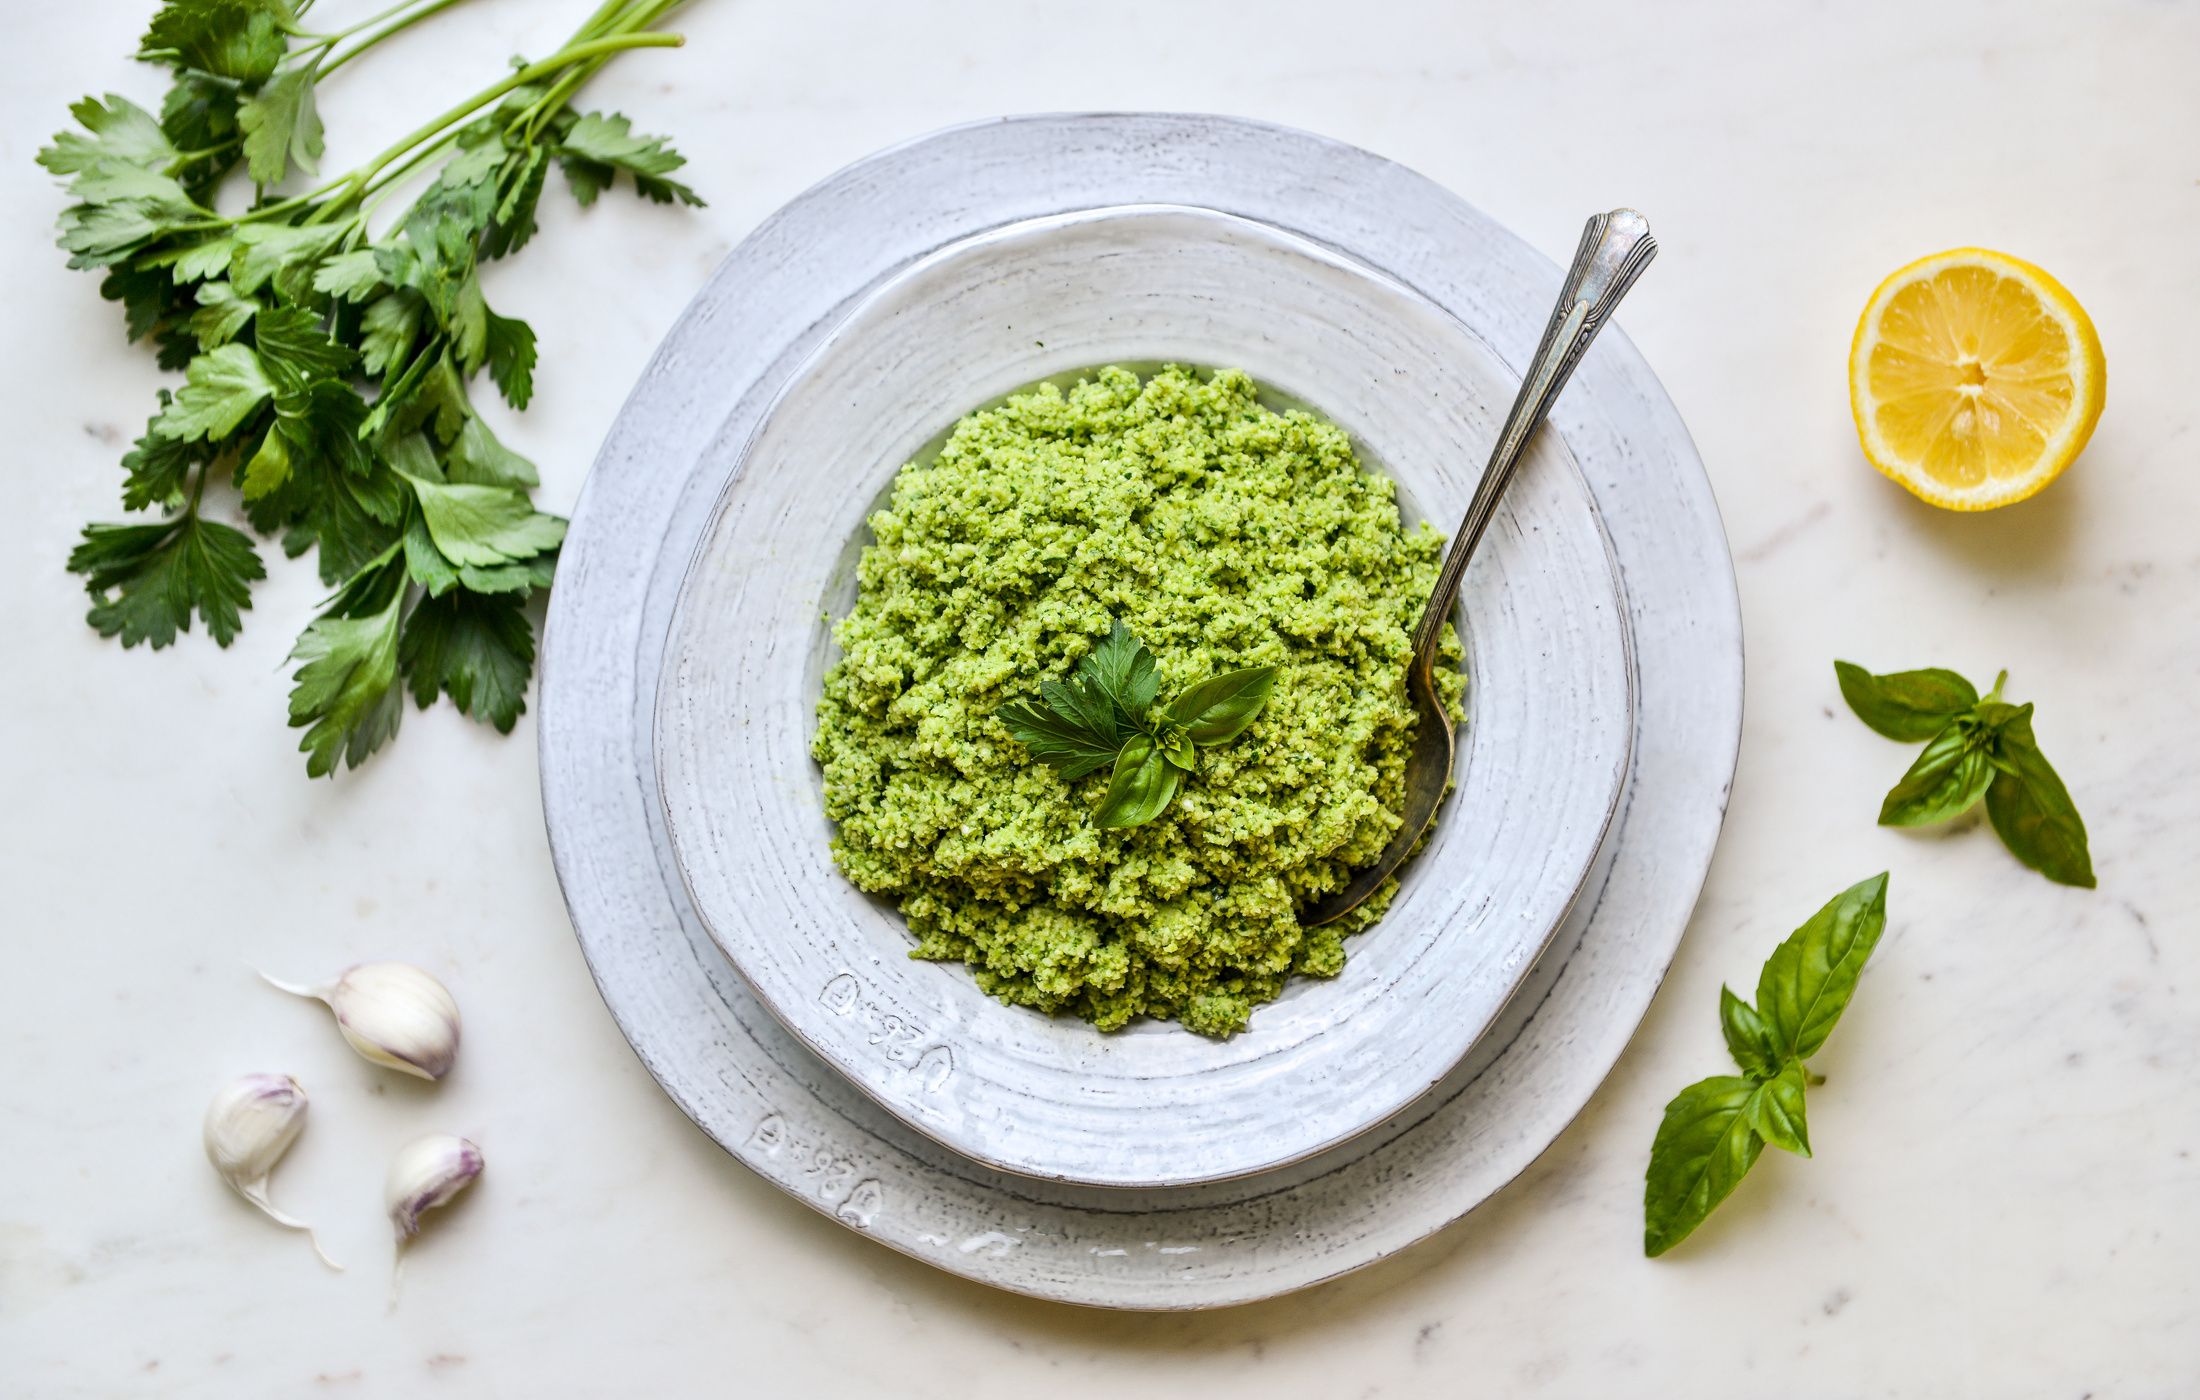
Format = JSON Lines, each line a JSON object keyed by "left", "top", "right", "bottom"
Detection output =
{"left": 1303, "top": 209, "right": 1655, "bottom": 927}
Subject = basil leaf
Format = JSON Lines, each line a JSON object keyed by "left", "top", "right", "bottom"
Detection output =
{"left": 1877, "top": 720, "right": 1993, "bottom": 826}
{"left": 1744, "top": 1062, "right": 1811, "bottom": 1157}
{"left": 1643, "top": 1075, "right": 1764, "bottom": 1257}
{"left": 1081, "top": 620, "right": 1160, "bottom": 726}
{"left": 1835, "top": 661, "right": 1979, "bottom": 742}
{"left": 1040, "top": 675, "right": 1126, "bottom": 750}
{"left": 998, "top": 698, "right": 1123, "bottom": 780}
{"left": 1159, "top": 728, "right": 1198, "bottom": 772}
{"left": 1984, "top": 707, "right": 2095, "bottom": 888}
{"left": 1755, "top": 872, "right": 1889, "bottom": 1063}
{"left": 1165, "top": 665, "right": 1279, "bottom": 745}
{"left": 1718, "top": 986, "right": 1779, "bottom": 1080}
{"left": 1093, "top": 735, "right": 1182, "bottom": 829}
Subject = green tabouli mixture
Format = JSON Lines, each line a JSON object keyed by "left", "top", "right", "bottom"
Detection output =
{"left": 812, "top": 365, "right": 1460, "bottom": 1037}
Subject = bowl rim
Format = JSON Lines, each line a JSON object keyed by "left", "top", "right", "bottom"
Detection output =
{"left": 651, "top": 200, "right": 1638, "bottom": 1188}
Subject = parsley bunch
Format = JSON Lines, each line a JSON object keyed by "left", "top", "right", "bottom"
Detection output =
{"left": 40, "top": 0, "right": 701, "bottom": 775}
{"left": 999, "top": 622, "right": 1279, "bottom": 829}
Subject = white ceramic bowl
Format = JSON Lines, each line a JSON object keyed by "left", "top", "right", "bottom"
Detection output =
{"left": 653, "top": 204, "right": 1633, "bottom": 1188}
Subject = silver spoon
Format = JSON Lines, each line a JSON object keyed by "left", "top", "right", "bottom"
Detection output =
{"left": 1302, "top": 208, "right": 1656, "bottom": 928}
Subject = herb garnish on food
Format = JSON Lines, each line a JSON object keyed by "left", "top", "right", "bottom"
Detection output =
{"left": 40, "top": 0, "right": 700, "bottom": 775}
{"left": 1835, "top": 662, "right": 2094, "bottom": 887}
{"left": 815, "top": 367, "right": 1448, "bottom": 1036}
{"left": 1643, "top": 873, "right": 1889, "bottom": 1257}
{"left": 999, "top": 622, "right": 1278, "bottom": 829}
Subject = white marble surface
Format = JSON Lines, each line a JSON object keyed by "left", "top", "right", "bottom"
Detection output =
{"left": 2, "top": 0, "right": 2194, "bottom": 1394}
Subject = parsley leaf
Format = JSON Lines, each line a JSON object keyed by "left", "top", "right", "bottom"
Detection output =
{"left": 140, "top": 0, "right": 290, "bottom": 83}
{"left": 481, "top": 147, "right": 550, "bottom": 260}
{"left": 169, "top": 235, "right": 237, "bottom": 284}
{"left": 188, "top": 281, "right": 259, "bottom": 348}
{"left": 56, "top": 171, "right": 201, "bottom": 268}
{"left": 404, "top": 476, "right": 566, "bottom": 567}
{"left": 153, "top": 342, "right": 273, "bottom": 441}
{"left": 287, "top": 554, "right": 405, "bottom": 777}
{"left": 252, "top": 304, "right": 356, "bottom": 388}
{"left": 38, "top": 94, "right": 177, "bottom": 178}
{"left": 237, "top": 61, "right": 322, "bottom": 186}
{"left": 358, "top": 293, "right": 423, "bottom": 378}
{"left": 43, "top": 0, "right": 701, "bottom": 774}
{"left": 310, "top": 248, "right": 383, "bottom": 302}
{"left": 229, "top": 222, "right": 346, "bottom": 298}
{"left": 69, "top": 512, "right": 265, "bottom": 649}
{"left": 400, "top": 589, "right": 536, "bottom": 732}
{"left": 483, "top": 310, "right": 537, "bottom": 410}
{"left": 118, "top": 400, "right": 205, "bottom": 511}
{"left": 557, "top": 111, "right": 704, "bottom": 207}
{"left": 448, "top": 415, "right": 538, "bottom": 487}
{"left": 240, "top": 424, "right": 292, "bottom": 499}
{"left": 158, "top": 72, "right": 243, "bottom": 200}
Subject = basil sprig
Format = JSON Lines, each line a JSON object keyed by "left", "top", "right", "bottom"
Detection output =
{"left": 1644, "top": 873, "right": 1889, "bottom": 1257}
{"left": 999, "top": 622, "right": 1278, "bottom": 829}
{"left": 1835, "top": 662, "right": 2095, "bottom": 887}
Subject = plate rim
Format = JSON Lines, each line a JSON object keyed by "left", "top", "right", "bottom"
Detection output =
{"left": 539, "top": 111, "right": 1742, "bottom": 1309}
{"left": 646, "top": 199, "right": 1639, "bottom": 1189}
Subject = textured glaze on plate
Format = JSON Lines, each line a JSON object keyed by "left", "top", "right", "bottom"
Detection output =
{"left": 651, "top": 205, "right": 1634, "bottom": 1189}
{"left": 539, "top": 113, "right": 1742, "bottom": 1307}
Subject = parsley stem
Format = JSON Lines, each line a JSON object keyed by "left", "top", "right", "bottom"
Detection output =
{"left": 321, "top": 0, "right": 477, "bottom": 78}
{"left": 233, "top": 27, "right": 681, "bottom": 233}
{"left": 356, "top": 129, "right": 466, "bottom": 203}
{"left": 379, "top": 336, "right": 445, "bottom": 411}
{"left": 179, "top": 6, "right": 683, "bottom": 237}
{"left": 345, "top": 31, "right": 685, "bottom": 194}
{"left": 573, "top": 0, "right": 648, "bottom": 40}
{"left": 513, "top": 1, "right": 688, "bottom": 141}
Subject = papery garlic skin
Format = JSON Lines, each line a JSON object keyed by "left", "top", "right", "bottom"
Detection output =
{"left": 386, "top": 1133, "right": 483, "bottom": 1241}
{"left": 204, "top": 1074, "right": 308, "bottom": 1209}
{"left": 203, "top": 1075, "right": 338, "bottom": 1268}
{"left": 265, "top": 962, "right": 461, "bottom": 1081}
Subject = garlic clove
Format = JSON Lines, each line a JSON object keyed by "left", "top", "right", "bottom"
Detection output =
{"left": 203, "top": 1075, "right": 340, "bottom": 1269}
{"left": 264, "top": 962, "right": 462, "bottom": 1081}
{"left": 386, "top": 1133, "right": 483, "bottom": 1243}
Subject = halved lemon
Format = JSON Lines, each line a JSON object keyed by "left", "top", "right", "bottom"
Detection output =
{"left": 1849, "top": 248, "right": 2105, "bottom": 510}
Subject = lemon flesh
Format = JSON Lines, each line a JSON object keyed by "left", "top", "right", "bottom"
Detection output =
{"left": 1849, "top": 249, "right": 2104, "bottom": 510}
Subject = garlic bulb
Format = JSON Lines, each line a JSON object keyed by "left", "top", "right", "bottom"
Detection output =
{"left": 264, "top": 962, "right": 461, "bottom": 1081}
{"left": 203, "top": 1075, "right": 339, "bottom": 1269}
{"left": 387, "top": 1133, "right": 483, "bottom": 1242}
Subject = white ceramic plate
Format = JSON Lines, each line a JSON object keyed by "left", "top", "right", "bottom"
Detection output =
{"left": 540, "top": 113, "right": 1741, "bottom": 1308}
{"left": 652, "top": 204, "right": 1634, "bottom": 1189}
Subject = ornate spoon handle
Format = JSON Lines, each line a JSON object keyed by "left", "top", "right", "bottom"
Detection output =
{"left": 1408, "top": 209, "right": 1657, "bottom": 663}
